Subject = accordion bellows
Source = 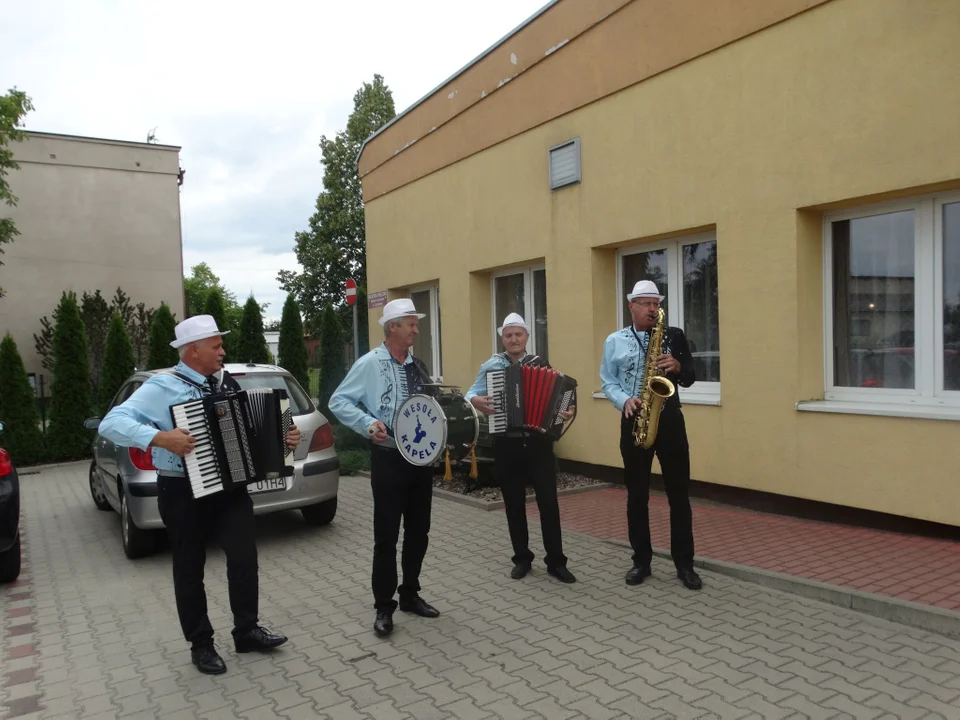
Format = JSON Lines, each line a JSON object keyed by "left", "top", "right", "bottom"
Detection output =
{"left": 486, "top": 359, "right": 577, "bottom": 441}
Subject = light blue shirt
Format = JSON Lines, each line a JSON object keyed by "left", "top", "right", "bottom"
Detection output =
{"left": 97, "top": 361, "right": 211, "bottom": 474}
{"left": 328, "top": 344, "right": 418, "bottom": 443}
{"left": 465, "top": 354, "right": 511, "bottom": 400}
{"left": 600, "top": 328, "right": 648, "bottom": 412}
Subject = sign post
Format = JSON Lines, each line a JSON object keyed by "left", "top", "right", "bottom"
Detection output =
{"left": 345, "top": 278, "right": 358, "bottom": 363}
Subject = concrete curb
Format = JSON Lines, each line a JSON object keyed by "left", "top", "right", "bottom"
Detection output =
{"left": 594, "top": 535, "right": 960, "bottom": 639}
{"left": 20, "top": 459, "right": 89, "bottom": 474}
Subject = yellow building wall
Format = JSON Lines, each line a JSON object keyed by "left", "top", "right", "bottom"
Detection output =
{"left": 363, "top": 0, "right": 960, "bottom": 525}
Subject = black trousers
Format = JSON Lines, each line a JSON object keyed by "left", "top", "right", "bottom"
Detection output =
{"left": 619, "top": 410, "right": 695, "bottom": 572}
{"left": 494, "top": 435, "right": 567, "bottom": 569}
{"left": 157, "top": 475, "right": 259, "bottom": 648}
{"left": 370, "top": 447, "right": 433, "bottom": 611}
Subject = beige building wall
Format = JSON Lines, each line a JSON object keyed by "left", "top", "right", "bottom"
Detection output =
{"left": 361, "top": 0, "right": 960, "bottom": 526}
{"left": 0, "top": 131, "right": 185, "bottom": 377}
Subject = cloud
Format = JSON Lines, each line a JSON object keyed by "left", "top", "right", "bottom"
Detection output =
{"left": 1, "top": 0, "right": 549, "bottom": 316}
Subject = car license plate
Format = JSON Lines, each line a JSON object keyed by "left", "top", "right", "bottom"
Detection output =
{"left": 249, "top": 477, "right": 288, "bottom": 494}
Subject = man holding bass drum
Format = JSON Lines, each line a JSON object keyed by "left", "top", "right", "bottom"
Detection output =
{"left": 328, "top": 298, "right": 444, "bottom": 637}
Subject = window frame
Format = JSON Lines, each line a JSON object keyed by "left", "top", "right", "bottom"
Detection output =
{"left": 409, "top": 283, "right": 442, "bottom": 382}
{"left": 490, "top": 264, "right": 547, "bottom": 358}
{"left": 821, "top": 191, "right": 960, "bottom": 409}
{"left": 616, "top": 230, "right": 721, "bottom": 404}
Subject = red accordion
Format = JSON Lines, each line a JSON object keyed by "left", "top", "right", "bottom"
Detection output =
{"left": 486, "top": 357, "right": 577, "bottom": 441}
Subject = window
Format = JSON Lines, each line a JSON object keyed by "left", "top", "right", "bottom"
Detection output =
{"left": 410, "top": 284, "right": 442, "bottom": 380}
{"left": 823, "top": 193, "right": 960, "bottom": 409}
{"left": 110, "top": 381, "right": 141, "bottom": 411}
{"left": 491, "top": 266, "right": 548, "bottom": 361}
{"left": 617, "top": 232, "right": 720, "bottom": 401}
{"left": 549, "top": 138, "right": 581, "bottom": 190}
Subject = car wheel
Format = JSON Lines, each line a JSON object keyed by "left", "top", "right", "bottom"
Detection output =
{"left": 89, "top": 462, "right": 111, "bottom": 511}
{"left": 0, "top": 533, "right": 21, "bottom": 583}
{"left": 119, "top": 485, "right": 158, "bottom": 559}
{"left": 301, "top": 497, "right": 337, "bottom": 526}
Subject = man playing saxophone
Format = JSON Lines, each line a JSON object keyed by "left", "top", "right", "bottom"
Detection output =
{"left": 600, "top": 280, "right": 702, "bottom": 590}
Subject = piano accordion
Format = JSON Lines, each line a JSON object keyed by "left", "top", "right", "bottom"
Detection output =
{"left": 169, "top": 388, "right": 294, "bottom": 499}
{"left": 486, "top": 360, "right": 577, "bottom": 441}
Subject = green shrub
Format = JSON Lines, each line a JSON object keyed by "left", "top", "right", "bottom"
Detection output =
{"left": 333, "top": 422, "right": 370, "bottom": 452}
{"left": 338, "top": 449, "right": 370, "bottom": 476}
{"left": 308, "top": 368, "right": 321, "bottom": 400}
{"left": 0, "top": 333, "right": 44, "bottom": 465}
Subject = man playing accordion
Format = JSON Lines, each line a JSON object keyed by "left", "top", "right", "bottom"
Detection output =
{"left": 466, "top": 313, "right": 576, "bottom": 584}
{"left": 98, "top": 315, "right": 299, "bottom": 675}
{"left": 328, "top": 298, "right": 441, "bottom": 637}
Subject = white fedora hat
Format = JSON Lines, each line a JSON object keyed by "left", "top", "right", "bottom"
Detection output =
{"left": 627, "top": 280, "right": 665, "bottom": 303}
{"left": 169, "top": 314, "right": 230, "bottom": 349}
{"left": 497, "top": 312, "right": 530, "bottom": 336}
{"left": 378, "top": 298, "right": 426, "bottom": 327}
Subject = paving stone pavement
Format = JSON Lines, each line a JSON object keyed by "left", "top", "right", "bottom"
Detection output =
{"left": 3, "top": 463, "right": 960, "bottom": 720}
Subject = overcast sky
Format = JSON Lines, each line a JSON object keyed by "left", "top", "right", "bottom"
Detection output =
{"left": 0, "top": 0, "right": 548, "bottom": 318}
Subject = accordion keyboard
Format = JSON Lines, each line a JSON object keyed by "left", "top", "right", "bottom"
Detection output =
{"left": 486, "top": 369, "right": 508, "bottom": 434}
{"left": 172, "top": 399, "right": 227, "bottom": 498}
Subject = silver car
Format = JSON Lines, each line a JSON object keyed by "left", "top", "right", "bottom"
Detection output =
{"left": 85, "top": 363, "right": 339, "bottom": 559}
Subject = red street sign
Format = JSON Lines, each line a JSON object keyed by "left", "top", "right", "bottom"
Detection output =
{"left": 345, "top": 278, "right": 357, "bottom": 306}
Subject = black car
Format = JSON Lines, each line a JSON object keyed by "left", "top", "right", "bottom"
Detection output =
{"left": 0, "top": 421, "right": 21, "bottom": 583}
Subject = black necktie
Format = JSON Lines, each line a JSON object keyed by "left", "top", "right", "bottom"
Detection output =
{"left": 206, "top": 375, "right": 219, "bottom": 395}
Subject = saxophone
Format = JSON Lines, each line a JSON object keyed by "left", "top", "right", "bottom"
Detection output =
{"left": 632, "top": 307, "right": 676, "bottom": 449}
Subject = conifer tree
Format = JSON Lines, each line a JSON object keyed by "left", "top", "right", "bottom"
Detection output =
{"left": 0, "top": 333, "right": 44, "bottom": 465}
{"left": 147, "top": 303, "right": 178, "bottom": 369}
{"left": 278, "top": 293, "right": 309, "bottom": 390}
{"left": 202, "top": 289, "right": 233, "bottom": 358}
{"left": 99, "top": 314, "right": 135, "bottom": 413}
{"left": 47, "top": 292, "right": 94, "bottom": 460}
{"left": 317, "top": 302, "right": 345, "bottom": 422}
{"left": 236, "top": 295, "right": 269, "bottom": 364}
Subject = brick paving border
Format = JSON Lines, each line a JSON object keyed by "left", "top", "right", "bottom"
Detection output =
{"left": 1, "top": 518, "right": 45, "bottom": 719}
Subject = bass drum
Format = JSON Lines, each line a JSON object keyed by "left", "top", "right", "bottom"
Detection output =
{"left": 394, "top": 392, "right": 479, "bottom": 467}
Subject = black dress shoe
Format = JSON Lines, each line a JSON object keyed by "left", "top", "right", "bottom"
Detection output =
{"left": 547, "top": 566, "right": 577, "bottom": 584}
{"left": 234, "top": 626, "right": 289, "bottom": 653}
{"left": 625, "top": 566, "right": 652, "bottom": 586}
{"left": 191, "top": 646, "right": 227, "bottom": 675}
{"left": 399, "top": 595, "right": 440, "bottom": 618}
{"left": 511, "top": 562, "right": 532, "bottom": 579}
{"left": 374, "top": 609, "right": 394, "bottom": 636}
{"left": 677, "top": 568, "right": 703, "bottom": 590}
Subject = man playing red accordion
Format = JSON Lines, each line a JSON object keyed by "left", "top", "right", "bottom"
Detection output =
{"left": 466, "top": 313, "right": 576, "bottom": 583}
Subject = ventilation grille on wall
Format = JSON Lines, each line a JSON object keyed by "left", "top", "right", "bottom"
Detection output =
{"left": 549, "top": 138, "right": 581, "bottom": 190}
